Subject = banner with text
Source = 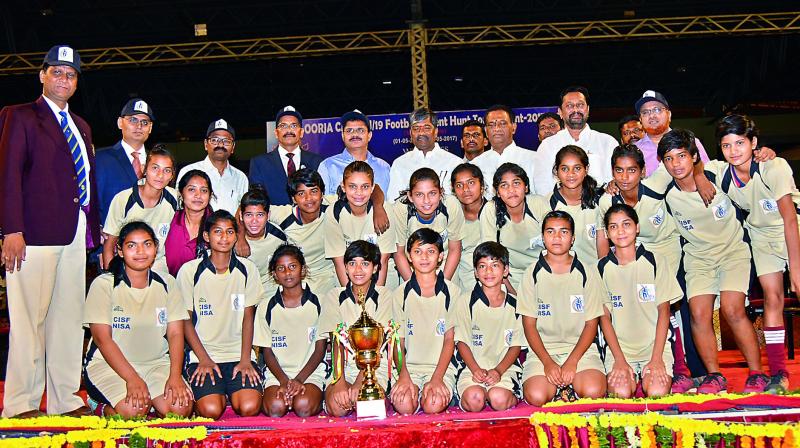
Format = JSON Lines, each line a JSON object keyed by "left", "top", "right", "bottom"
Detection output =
{"left": 266, "top": 106, "right": 558, "bottom": 164}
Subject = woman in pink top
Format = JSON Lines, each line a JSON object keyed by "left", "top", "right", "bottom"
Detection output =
{"left": 165, "top": 169, "right": 213, "bottom": 276}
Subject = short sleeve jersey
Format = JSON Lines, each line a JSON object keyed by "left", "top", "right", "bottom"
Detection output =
{"left": 544, "top": 188, "right": 601, "bottom": 265}
{"left": 324, "top": 200, "right": 396, "bottom": 258}
{"left": 391, "top": 272, "right": 462, "bottom": 370}
{"left": 270, "top": 203, "right": 336, "bottom": 293}
{"left": 706, "top": 158, "right": 800, "bottom": 243}
{"left": 455, "top": 212, "right": 484, "bottom": 290}
{"left": 253, "top": 287, "right": 323, "bottom": 375}
{"left": 663, "top": 175, "right": 750, "bottom": 266}
{"left": 480, "top": 195, "right": 550, "bottom": 286}
{"left": 517, "top": 253, "right": 606, "bottom": 354}
{"left": 453, "top": 284, "right": 524, "bottom": 373}
{"left": 245, "top": 222, "right": 288, "bottom": 293}
{"left": 597, "top": 185, "right": 681, "bottom": 262}
{"left": 84, "top": 271, "right": 186, "bottom": 365}
{"left": 597, "top": 245, "right": 682, "bottom": 361}
{"left": 177, "top": 253, "right": 264, "bottom": 364}
{"left": 393, "top": 195, "right": 465, "bottom": 251}
{"left": 103, "top": 186, "right": 179, "bottom": 261}
{"left": 318, "top": 283, "right": 393, "bottom": 336}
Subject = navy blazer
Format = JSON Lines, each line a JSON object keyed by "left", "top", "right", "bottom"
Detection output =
{"left": 0, "top": 96, "right": 101, "bottom": 246}
{"left": 249, "top": 149, "right": 322, "bottom": 205}
{"left": 95, "top": 141, "right": 140, "bottom": 224}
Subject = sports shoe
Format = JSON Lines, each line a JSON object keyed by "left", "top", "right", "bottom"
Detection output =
{"left": 765, "top": 370, "right": 790, "bottom": 394}
{"left": 697, "top": 372, "right": 728, "bottom": 394}
{"left": 671, "top": 374, "right": 697, "bottom": 394}
{"left": 742, "top": 372, "right": 770, "bottom": 393}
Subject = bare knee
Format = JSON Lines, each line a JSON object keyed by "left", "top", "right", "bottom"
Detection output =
{"left": 114, "top": 402, "right": 149, "bottom": 420}
{"left": 262, "top": 397, "right": 288, "bottom": 417}
{"left": 460, "top": 386, "right": 486, "bottom": 412}
{"left": 292, "top": 394, "right": 322, "bottom": 417}
{"left": 196, "top": 395, "right": 226, "bottom": 420}
{"left": 487, "top": 387, "right": 517, "bottom": 411}
{"left": 167, "top": 403, "right": 194, "bottom": 418}
{"left": 232, "top": 394, "right": 262, "bottom": 417}
{"left": 523, "top": 379, "right": 551, "bottom": 407}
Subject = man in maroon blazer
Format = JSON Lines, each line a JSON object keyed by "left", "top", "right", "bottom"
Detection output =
{"left": 0, "top": 45, "right": 100, "bottom": 418}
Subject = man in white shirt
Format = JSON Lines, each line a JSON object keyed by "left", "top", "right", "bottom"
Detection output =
{"left": 533, "top": 86, "right": 617, "bottom": 194}
{"left": 387, "top": 107, "right": 462, "bottom": 201}
{"left": 470, "top": 104, "right": 538, "bottom": 198}
{"left": 176, "top": 119, "right": 248, "bottom": 213}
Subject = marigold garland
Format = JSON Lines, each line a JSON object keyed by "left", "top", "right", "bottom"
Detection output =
{"left": 568, "top": 426, "right": 579, "bottom": 448}
{"left": 0, "top": 425, "right": 208, "bottom": 448}
{"left": 551, "top": 424, "right": 563, "bottom": 448}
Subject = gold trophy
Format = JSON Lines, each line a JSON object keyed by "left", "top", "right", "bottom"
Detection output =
{"left": 347, "top": 289, "right": 387, "bottom": 419}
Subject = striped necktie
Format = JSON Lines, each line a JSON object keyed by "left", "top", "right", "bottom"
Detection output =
{"left": 59, "top": 111, "right": 88, "bottom": 205}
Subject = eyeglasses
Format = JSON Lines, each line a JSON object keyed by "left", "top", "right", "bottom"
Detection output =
{"left": 207, "top": 137, "right": 233, "bottom": 147}
{"left": 622, "top": 128, "right": 643, "bottom": 137}
{"left": 48, "top": 68, "right": 78, "bottom": 80}
{"left": 462, "top": 132, "right": 483, "bottom": 140}
{"left": 563, "top": 102, "right": 587, "bottom": 111}
{"left": 277, "top": 123, "right": 300, "bottom": 130}
{"left": 124, "top": 116, "right": 151, "bottom": 127}
{"left": 640, "top": 106, "right": 666, "bottom": 117}
{"left": 344, "top": 127, "right": 368, "bottom": 135}
{"left": 411, "top": 124, "right": 434, "bottom": 133}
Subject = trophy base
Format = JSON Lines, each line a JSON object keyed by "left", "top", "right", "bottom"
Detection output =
{"left": 355, "top": 398, "right": 387, "bottom": 421}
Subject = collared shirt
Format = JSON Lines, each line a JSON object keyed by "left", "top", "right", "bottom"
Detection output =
{"left": 636, "top": 131, "right": 710, "bottom": 176}
{"left": 42, "top": 94, "right": 91, "bottom": 204}
{"left": 387, "top": 143, "right": 462, "bottom": 201}
{"left": 120, "top": 140, "right": 146, "bottom": 167}
{"left": 470, "top": 141, "right": 538, "bottom": 198}
{"left": 277, "top": 145, "right": 302, "bottom": 176}
{"left": 532, "top": 125, "right": 617, "bottom": 195}
{"left": 176, "top": 156, "right": 248, "bottom": 214}
{"left": 317, "top": 148, "right": 391, "bottom": 195}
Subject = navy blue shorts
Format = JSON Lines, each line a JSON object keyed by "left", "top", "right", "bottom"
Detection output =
{"left": 186, "top": 361, "right": 263, "bottom": 400}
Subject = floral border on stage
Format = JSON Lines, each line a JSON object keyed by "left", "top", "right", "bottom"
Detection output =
{"left": 530, "top": 412, "right": 800, "bottom": 448}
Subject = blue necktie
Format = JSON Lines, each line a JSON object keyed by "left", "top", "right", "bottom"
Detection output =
{"left": 59, "top": 111, "right": 88, "bottom": 205}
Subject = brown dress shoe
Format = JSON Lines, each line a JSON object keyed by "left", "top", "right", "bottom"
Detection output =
{"left": 61, "top": 405, "right": 93, "bottom": 417}
{"left": 11, "top": 409, "right": 45, "bottom": 419}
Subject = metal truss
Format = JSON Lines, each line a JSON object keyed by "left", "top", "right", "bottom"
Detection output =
{"left": 1, "top": 11, "right": 797, "bottom": 76}
{"left": 409, "top": 22, "right": 430, "bottom": 110}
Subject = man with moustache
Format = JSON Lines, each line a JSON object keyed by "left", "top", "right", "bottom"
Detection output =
{"left": 176, "top": 119, "right": 248, "bottom": 213}
{"left": 460, "top": 119, "right": 488, "bottom": 161}
{"left": 617, "top": 114, "right": 644, "bottom": 145}
{"left": 1, "top": 45, "right": 99, "bottom": 417}
{"left": 387, "top": 107, "right": 461, "bottom": 201}
{"left": 532, "top": 86, "right": 617, "bottom": 194}
{"left": 470, "top": 104, "right": 538, "bottom": 198}
{"left": 536, "top": 112, "right": 563, "bottom": 143}
{"left": 95, "top": 98, "right": 156, "bottom": 223}
{"left": 249, "top": 106, "right": 322, "bottom": 205}
{"left": 318, "top": 109, "right": 390, "bottom": 194}
{"left": 634, "top": 90, "right": 709, "bottom": 176}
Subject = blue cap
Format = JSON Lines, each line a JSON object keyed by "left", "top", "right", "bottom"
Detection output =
{"left": 120, "top": 98, "right": 155, "bottom": 120}
{"left": 43, "top": 45, "right": 81, "bottom": 73}
{"left": 206, "top": 119, "right": 235, "bottom": 139}
{"left": 635, "top": 90, "right": 670, "bottom": 114}
{"left": 340, "top": 109, "right": 370, "bottom": 130}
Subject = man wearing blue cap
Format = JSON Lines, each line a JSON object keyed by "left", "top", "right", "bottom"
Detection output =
{"left": 95, "top": 98, "right": 156, "bottom": 223}
{"left": 317, "top": 109, "right": 391, "bottom": 195}
{"left": 249, "top": 106, "right": 323, "bottom": 205}
{"left": 176, "top": 118, "right": 249, "bottom": 214}
{"left": 0, "top": 45, "right": 99, "bottom": 417}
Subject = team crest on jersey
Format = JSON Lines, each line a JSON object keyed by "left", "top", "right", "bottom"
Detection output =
{"left": 759, "top": 199, "right": 779, "bottom": 214}
{"left": 157, "top": 223, "right": 170, "bottom": 239}
{"left": 711, "top": 199, "right": 729, "bottom": 221}
{"left": 678, "top": 219, "right": 694, "bottom": 231}
{"left": 156, "top": 307, "right": 167, "bottom": 326}
{"left": 231, "top": 293, "right": 245, "bottom": 311}
{"left": 472, "top": 324, "right": 480, "bottom": 331}
{"left": 649, "top": 208, "right": 665, "bottom": 227}
{"left": 529, "top": 235, "right": 544, "bottom": 250}
{"left": 113, "top": 305, "right": 124, "bottom": 312}
{"left": 637, "top": 284, "right": 656, "bottom": 303}
{"left": 435, "top": 318, "right": 446, "bottom": 336}
{"left": 504, "top": 329, "right": 514, "bottom": 347}
{"left": 307, "top": 326, "right": 317, "bottom": 343}
{"left": 611, "top": 295, "right": 623, "bottom": 309}
{"left": 586, "top": 223, "right": 597, "bottom": 240}
{"left": 198, "top": 298, "right": 213, "bottom": 316}
{"left": 570, "top": 295, "right": 585, "bottom": 313}
{"left": 363, "top": 233, "right": 379, "bottom": 245}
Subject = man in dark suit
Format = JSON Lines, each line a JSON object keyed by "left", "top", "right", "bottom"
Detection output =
{"left": 248, "top": 106, "right": 322, "bottom": 205}
{"left": 0, "top": 45, "right": 100, "bottom": 418}
{"left": 95, "top": 98, "right": 155, "bottom": 224}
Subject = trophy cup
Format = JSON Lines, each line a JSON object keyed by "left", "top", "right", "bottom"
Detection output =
{"left": 347, "top": 291, "right": 387, "bottom": 420}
